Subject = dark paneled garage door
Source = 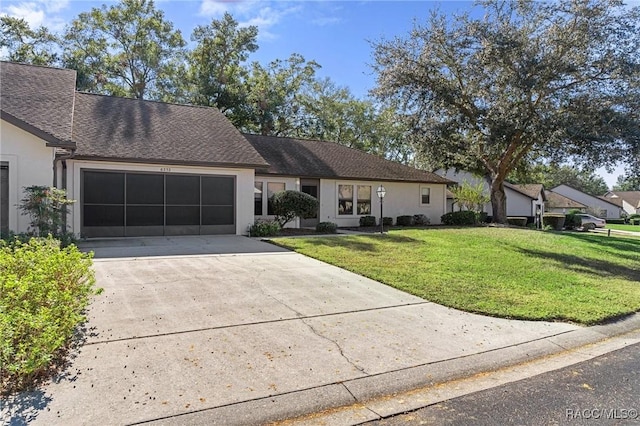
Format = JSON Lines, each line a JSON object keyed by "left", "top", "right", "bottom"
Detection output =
{"left": 82, "top": 170, "right": 235, "bottom": 237}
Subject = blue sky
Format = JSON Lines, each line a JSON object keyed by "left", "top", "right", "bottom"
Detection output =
{"left": 0, "top": 0, "right": 631, "bottom": 186}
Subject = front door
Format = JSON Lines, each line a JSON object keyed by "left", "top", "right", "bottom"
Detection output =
{"left": 300, "top": 179, "right": 319, "bottom": 228}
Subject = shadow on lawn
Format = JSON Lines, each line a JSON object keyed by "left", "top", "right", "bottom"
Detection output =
{"left": 277, "top": 233, "right": 423, "bottom": 253}
{"left": 517, "top": 247, "right": 640, "bottom": 283}
{"left": 560, "top": 232, "right": 640, "bottom": 253}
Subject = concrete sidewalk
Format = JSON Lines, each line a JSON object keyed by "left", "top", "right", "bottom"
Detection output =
{"left": 3, "top": 236, "right": 639, "bottom": 425}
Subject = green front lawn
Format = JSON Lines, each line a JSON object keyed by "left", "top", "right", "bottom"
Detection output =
{"left": 272, "top": 228, "right": 640, "bottom": 325}
{"left": 606, "top": 224, "right": 640, "bottom": 233}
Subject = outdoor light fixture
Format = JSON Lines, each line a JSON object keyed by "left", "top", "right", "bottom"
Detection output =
{"left": 376, "top": 185, "right": 386, "bottom": 234}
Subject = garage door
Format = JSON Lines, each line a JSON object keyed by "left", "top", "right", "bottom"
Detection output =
{"left": 82, "top": 170, "right": 235, "bottom": 237}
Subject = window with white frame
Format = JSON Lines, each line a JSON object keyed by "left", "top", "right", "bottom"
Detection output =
{"left": 357, "top": 185, "right": 371, "bottom": 215}
{"left": 338, "top": 184, "right": 353, "bottom": 215}
{"left": 338, "top": 184, "right": 372, "bottom": 215}
{"left": 267, "top": 182, "right": 285, "bottom": 215}
{"left": 420, "top": 186, "right": 431, "bottom": 205}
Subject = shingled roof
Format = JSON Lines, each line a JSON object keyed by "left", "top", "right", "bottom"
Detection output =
{"left": 506, "top": 183, "right": 546, "bottom": 200}
{"left": 0, "top": 61, "right": 76, "bottom": 146}
{"left": 545, "top": 190, "right": 586, "bottom": 209}
{"left": 244, "top": 134, "right": 452, "bottom": 184}
{"left": 602, "top": 191, "right": 640, "bottom": 209}
{"left": 71, "top": 92, "right": 267, "bottom": 168}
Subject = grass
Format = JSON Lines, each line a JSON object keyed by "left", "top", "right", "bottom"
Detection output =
{"left": 272, "top": 227, "right": 640, "bottom": 325}
{"left": 606, "top": 224, "right": 640, "bottom": 233}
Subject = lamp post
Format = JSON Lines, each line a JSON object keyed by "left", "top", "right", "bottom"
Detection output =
{"left": 376, "top": 185, "right": 386, "bottom": 234}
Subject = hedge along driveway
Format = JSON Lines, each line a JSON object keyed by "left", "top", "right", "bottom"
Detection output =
{"left": 271, "top": 227, "right": 640, "bottom": 325}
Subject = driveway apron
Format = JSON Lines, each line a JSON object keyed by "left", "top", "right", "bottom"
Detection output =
{"left": 6, "top": 236, "right": 580, "bottom": 425}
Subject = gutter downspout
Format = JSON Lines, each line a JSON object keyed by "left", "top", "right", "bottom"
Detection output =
{"left": 53, "top": 148, "right": 76, "bottom": 232}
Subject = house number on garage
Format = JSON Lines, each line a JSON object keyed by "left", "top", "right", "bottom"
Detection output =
{"left": 160, "top": 167, "right": 171, "bottom": 172}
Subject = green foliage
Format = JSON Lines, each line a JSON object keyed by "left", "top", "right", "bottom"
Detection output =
{"left": 632, "top": 219, "right": 640, "bottom": 226}
{"left": 359, "top": 216, "right": 377, "bottom": 227}
{"left": 450, "top": 180, "right": 490, "bottom": 212}
{"left": 188, "top": 12, "right": 258, "bottom": 125}
{"left": 613, "top": 173, "right": 640, "bottom": 191}
{"left": 507, "top": 217, "right": 529, "bottom": 227}
{"left": 382, "top": 217, "right": 393, "bottom": 226}
{"left": 248, "top": 220, "right": 280, "bottom": 237}
{"left": 564, "top": 212, "right": 582, "bottom": 230}
{"left": 0, "top": 236, "right": 97, "bottom": 392}
{"left": 441, "top": 211, "right": 477, "bottom": 226}
{"left": 605, "top": 219, "right": 626, "bottom": 225}
{"left": 372, "top": 0, "right": 640, "bottom": 223}
{"left": 542, "top": 214, "right": 566, "bottom": 231}
{"left": 62, "top": 0, "right": 186, "bottom": 99}
{"left": 270, "top": 190, "right": 319, "bottom": 228}
{"left": 316, "top": 222, "right": 338, "bottom": 234}
{"left": 0, "top": 16, "right": 59, "bottom": 66}
{"left": 396, "top": 215, "right": 415, "bottom": 226}
{"left": 413, "top": 214, "right": 430, "bottom": 226}
{"left": 19, "top": 186, "right": 75, "bottom": 240}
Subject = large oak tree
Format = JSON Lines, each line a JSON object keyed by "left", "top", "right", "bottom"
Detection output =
{"left": 372, "top": 0, "right": 640, "bottom": 223}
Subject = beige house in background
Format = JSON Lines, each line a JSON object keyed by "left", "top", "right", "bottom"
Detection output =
{"left": 1, "top": 61, "right": 451, "bottom": 237}
{"left": 601, "top": 191, "right": 640, "bottom": 216}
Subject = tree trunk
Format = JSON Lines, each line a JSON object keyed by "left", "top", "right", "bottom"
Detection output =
{"left": 490, "top": 177, "right": 508, "bottom": 224}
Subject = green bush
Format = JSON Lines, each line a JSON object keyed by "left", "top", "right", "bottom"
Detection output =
{"left": 270, "top": 190, "right": 319, "bottom": 228}
{"left": 605, "top": 219, "right": 626, "bottom": 225}
{"left": 316, "top": 222, "right": 338, "bottom": 234}
{"left": 542, "top": 214, "right": 566, "bottom": 230}
{"left": 475, "top": 212, "right": 488, "bottom": 223}
{"left": 382, "top": 217, "right": 393, "bottom": 226}
{"left": 441, "top": 211, "right": 477, "bottom": 226}
{"left": 629, "top": 214, "right": 640, "bottom": 219}
{"left": 507, "top": 217, "right": 528, "bottom": 227}
{"left": 564, "top": 212, "right": 582, "bottom": 229}
{"left": 632, "top": 219, "right": 640, "bottom": 226}
{"left": 248, "top": 220, "right": 280, "bottom": 237}
{"left": 396, "top": 215, "right": 415, "bottom": 226}
{"left": 1, "top": 236, "right": 97, "bottom": 392}
{"left": 413, "top": 214, "right": 430, "bottom": 226}
{"left": 359, "top": 215, "right": 377, "bottom": 227}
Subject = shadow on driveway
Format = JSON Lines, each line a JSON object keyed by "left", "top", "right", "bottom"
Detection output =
{"left": 77, "top": 235, "right": 290, "bottom": 259}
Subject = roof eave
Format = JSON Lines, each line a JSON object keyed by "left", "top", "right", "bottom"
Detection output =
{"left": 1, "top": 111, "right": 75, "bottom": 148}
{"left": 70, "top": 155, "right": 269, "bottom": 170}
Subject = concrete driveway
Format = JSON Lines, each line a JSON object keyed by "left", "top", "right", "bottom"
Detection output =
{"left": 6, "top": 235, "right": 633, "bottom": 425}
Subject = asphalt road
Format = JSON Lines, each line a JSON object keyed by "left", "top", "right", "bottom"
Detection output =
{"left": 365, "top": 342, "right": 640, "bottom": 425}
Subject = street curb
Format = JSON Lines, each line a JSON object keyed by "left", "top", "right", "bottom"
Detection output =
{"left": 144, "top": 314, "right": 640, "bottom": 425}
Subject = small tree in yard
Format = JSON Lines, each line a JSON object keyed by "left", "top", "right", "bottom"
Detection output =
{"left": 450, "top": 180, "right": 490, "bottom": 213}
{"left": 270, "top": 190, "right": 319, "bottom": 228}
{"left": 19, "top": 186, "right": 75, "bottom": 237}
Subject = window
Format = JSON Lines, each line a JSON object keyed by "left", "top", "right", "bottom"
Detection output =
{"left": 254, "top": 182, "right": 263, "bottom": 215}
{"left": 357, "top": 185, "right": 371, "bottom": 215}
{"left": 338, "top": 185, "right": 353, "bottom": 215}
{"left": 421, "top": 187, "right": 431, "bottom": 205}
{"left": 267, "top": 182, "right": 285, "bottom": 215}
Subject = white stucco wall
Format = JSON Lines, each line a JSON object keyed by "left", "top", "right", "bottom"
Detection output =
{"left": 551, "top": 185, "right": 621, "bottom": 219}
{"left": 0, "top": 120, "right": 55, "bottom": 233}
{"left": 65, "top": 160, "right": 256, "bottom": 236}
{"left": 318, "top": 179, "right": 448, "bottom": 227}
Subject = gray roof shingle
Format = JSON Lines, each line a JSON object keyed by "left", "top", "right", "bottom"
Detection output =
{"left": 507, "top": 183, "right": 546, "bottom": 200}
{"left": 71, "top": 92, "right": 267, "bottom": 168}
{"left": 545, "top": 190, "right": 586, "bottom": 209}
{"left": 244, "top": 134, "right": 452, "bottom": 184}
{"left": 0, "top": 61, "right": 76, "bottom": 145}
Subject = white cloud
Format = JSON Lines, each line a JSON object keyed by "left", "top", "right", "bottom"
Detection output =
{"left": 198, "top": 0, "right": 300, "bottom": 41}
{"left": 1, "top": 0, "right": 70, "bottom": 29}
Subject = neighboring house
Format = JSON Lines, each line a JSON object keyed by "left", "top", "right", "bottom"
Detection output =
{"left": 438, "top": 170, "right": 545, "bottom": 223}
{"left": 551, "top": 184, "right": 622, "bottom": 219}
{"left": 0, "top": 61, "right": 452, "bottom": 237}
{"left": 544, "top": 190, "right": 587, "bottom": 214}
{"left": 601, "top": 191, "right": 640, "bottom": 216}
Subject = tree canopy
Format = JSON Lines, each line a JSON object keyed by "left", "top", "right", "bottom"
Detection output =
{"left": 372, "top": 0, "right": 640, "bottom": 223}
{"left": 509, "top": 164, "right": 609, "bottom": 196}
